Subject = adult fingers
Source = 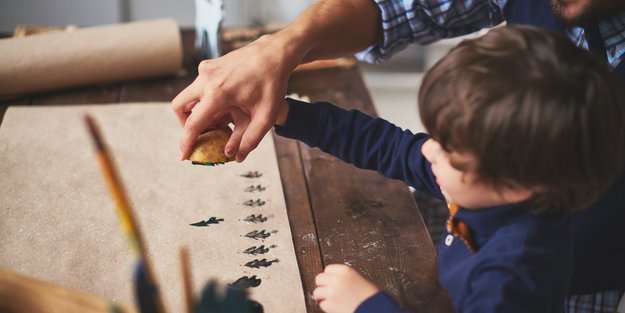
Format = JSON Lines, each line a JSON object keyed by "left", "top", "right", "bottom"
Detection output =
{"left": 236, "top": 104, "right": 275, "bottom": 162}
{"left": 171, "top": 80, "right": 202, "bottom": 126}
{"left": 227, "top": 109, "right": 250, "bottom": 158}
{"left": 179, "top": 123, "right": 202, "bottom": 161}
{"left": 179, "top": 100, "right": 220, "bottom": 160}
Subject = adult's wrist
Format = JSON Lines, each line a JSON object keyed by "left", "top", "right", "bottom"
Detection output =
{"left": 264, "top": 28, "right": 315, "bottom": 72}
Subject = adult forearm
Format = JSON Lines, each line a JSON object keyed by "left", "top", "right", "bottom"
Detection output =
{"left": 271, "top": 0, "right": 382, "bottom": 65}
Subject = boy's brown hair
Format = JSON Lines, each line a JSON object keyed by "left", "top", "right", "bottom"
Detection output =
{"left": 419, "top": 25, "right": 625, "bottom": 213}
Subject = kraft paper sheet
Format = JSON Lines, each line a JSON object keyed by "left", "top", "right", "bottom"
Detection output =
{"left": 0, "top": 19, "right": 182, "bottom": 97}
{"left": 0, "top": 104, "right": 306, "bottom": 312}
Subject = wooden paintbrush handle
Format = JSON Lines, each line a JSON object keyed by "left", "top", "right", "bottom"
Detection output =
{"left": 0, "top": 269, "right": 135, "bottom": 313}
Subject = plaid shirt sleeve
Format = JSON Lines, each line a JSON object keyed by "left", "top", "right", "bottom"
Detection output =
{"left": 357, "top": 0, "right": 505, "bottom": 63}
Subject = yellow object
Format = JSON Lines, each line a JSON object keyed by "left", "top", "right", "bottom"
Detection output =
{"left": 188, "top": 128, "right": 235, "bottom": 164}
{"left": 446, "top": 202, "right": 476, "bottom": 253}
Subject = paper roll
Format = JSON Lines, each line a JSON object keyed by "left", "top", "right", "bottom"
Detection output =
{"left": 0, "top": 19, "right": 183, "bottom": 97}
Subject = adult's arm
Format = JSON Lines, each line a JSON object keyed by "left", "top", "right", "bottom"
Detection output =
{"left": 172, "top": 0, "right": 383, "bottom": 162}
{"left": 172, "top": 0, "right": 505, "bottom": 162}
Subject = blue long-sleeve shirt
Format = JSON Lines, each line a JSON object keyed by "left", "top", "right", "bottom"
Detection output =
{"left": 276, "top": 99, "right": 573, "bottom": 313}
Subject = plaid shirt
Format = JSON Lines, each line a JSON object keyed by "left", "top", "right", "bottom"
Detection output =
{"left": 356, "top": 0, "right": 504, "bottom": 63}
{"left": 567, "top": 10, "right": 625, "bottom": 70}
{"left": 358, "top": 0, "right": 625, "bottom": 71}
{"left": 565, "top": 288, "right": 625, "bottom": 313}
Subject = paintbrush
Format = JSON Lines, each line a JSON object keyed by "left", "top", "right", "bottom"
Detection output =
{"left": 84, "top": 114, "right": 167, "bottom": 313}
{"left": 180, "top": 246, "right": 195, "bottom": 313}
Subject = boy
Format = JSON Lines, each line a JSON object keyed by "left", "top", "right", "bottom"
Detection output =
{"left": 273, "top": 25, "right": 625, "bottom": 312}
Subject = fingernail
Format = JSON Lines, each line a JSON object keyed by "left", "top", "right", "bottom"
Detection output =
{"left": 225, "top": 146, "right": 233, "bottom": 157}
{"left": 237, "top": 152, "right": 248, "bottom": 162}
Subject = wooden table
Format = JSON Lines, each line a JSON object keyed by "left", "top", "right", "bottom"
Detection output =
{"left": 0, "top": 30, "right": 453, "bottom": 313}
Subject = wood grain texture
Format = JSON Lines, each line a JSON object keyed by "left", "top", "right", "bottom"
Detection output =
{"left": 274, "top": 134, "right": 324, "bottom": 313}
{"left": 29, "top": 84, "right": 121, "bottom": 105}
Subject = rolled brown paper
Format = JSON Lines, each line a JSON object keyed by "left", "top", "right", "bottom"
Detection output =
{"left": 0, "top": 18, "right": 183, "bottom": 97}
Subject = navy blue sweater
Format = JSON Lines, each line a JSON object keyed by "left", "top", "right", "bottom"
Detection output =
{"left": 276, "top": 99, "right": 573, "bottom": 313}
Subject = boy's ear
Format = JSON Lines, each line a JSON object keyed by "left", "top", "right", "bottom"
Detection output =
{"left": 501, "top": 187, "right": 534, "bottom": 203}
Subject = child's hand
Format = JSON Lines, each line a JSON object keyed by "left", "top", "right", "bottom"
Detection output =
{"left": 313, "top": 264, "right": 380, "bottom": 313}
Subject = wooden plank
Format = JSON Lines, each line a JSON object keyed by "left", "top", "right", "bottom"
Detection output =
{"left": 288, "top": 67, "right": 454, "bottom": 313}
{"left": 119, "top": 75, "right": 194, "bottom": 103}
{"left": 180, "top": 30, "right": 201, "bottom": 69}
{"left": 273, "top": 134, "right": 324, "bottom": 313}
{"left": 30, "top": 84, "right": 120, "bottom": 105}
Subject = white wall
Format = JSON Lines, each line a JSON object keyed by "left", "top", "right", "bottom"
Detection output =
{"left": 222, "top": 0, "right": 313, "bottom": 27}
{"left": 0, "top": 0, "right": 314, "bottom": 32}
{"left": 126, "top": 0, "right": 195, "bottom": 27}
{"left": 0, "top": 0, "right": 122, "bottom": 32}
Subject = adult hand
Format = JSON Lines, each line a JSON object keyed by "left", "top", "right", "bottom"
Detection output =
{"left": 172, "top": 0, "right": 381, "bottom": 162}
{"left": 313, "top": 264, "right": 379, "bottom": 313}
{"left": 172, "top": 33, "right": 300, "bottom": 162}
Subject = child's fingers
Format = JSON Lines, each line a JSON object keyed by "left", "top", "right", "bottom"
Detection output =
{"left": 324, "top": 263, "right": 351, "bottom": 274}
{"left": 315, "top": 272, "right": 330, "bottom": 287}
{"left": 312, "top": 285, "right": 328, "bottom": 301}
{"left": 317, "top": 299, "right": 332, "bottom": 313}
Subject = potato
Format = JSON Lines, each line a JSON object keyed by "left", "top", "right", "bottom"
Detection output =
{"left": 188, "top": 128, "right": 235, "bottom": 165}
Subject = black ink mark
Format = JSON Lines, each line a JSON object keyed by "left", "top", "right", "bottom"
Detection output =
{"left": 243, "top": 199, "right": 266, "bottom": 207}
{"left": 241, "top": 171, "right": 263, "bottom": 178}
{"left": 244, "top": 258, "right": 280, "bottom": 269}
{"left": 191, "top": 161, "right": 225, "bottom": 166}
{"left": 244, "top": 230, "right": 277, "bottom": 240}
{"left": 197, "top": 281, "right": 264, "bottom": 313}
{"left": 190, "top": 217, "right": 224, "bottom": 227}
{"left": 243, "top": 214, "right": 268, "bottom": 223}
{"left": 245, "top": 185, "right": 266, "bottom": 192}
{"left": 230, "top": 275, "right": 262, "bottom": 289}
{"left": 243, "top": 245, "right": 277, "bottom": 255}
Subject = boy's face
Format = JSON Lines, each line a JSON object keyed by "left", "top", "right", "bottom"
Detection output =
{"left": 421, "top": 138, "right": 530, "bottom": 209}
